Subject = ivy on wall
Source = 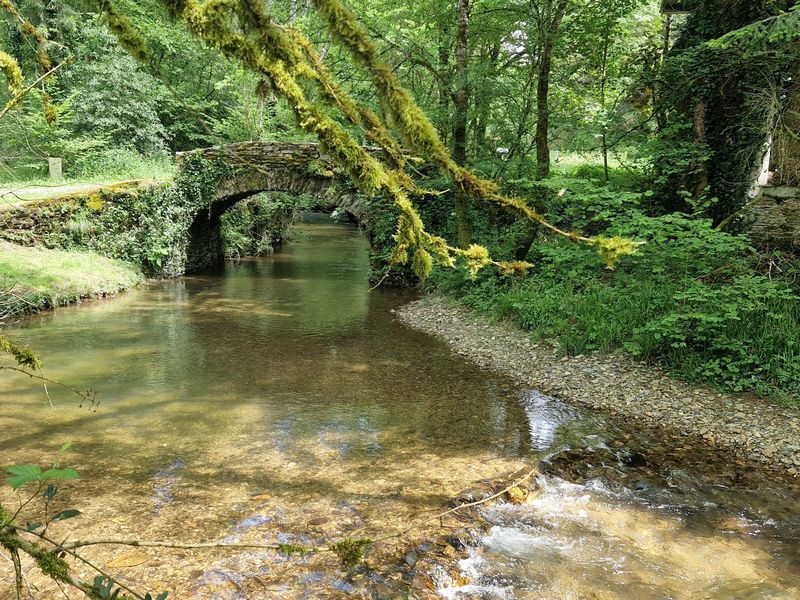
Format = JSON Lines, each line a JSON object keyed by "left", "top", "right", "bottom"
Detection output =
{"left": 654, "top": 0, "right": 798, "bottom": 224}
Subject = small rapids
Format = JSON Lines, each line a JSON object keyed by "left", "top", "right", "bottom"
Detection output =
{"left": 437, "top": 392, "right": 800, "bottom": 600}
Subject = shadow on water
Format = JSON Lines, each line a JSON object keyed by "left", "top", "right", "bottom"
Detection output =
{"left": 1, "top": 214, "right": 799, "bottom": 598}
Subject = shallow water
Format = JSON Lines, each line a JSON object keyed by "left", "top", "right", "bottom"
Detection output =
{"left": 1, "top": 216, "right": 799, "bottom": 599}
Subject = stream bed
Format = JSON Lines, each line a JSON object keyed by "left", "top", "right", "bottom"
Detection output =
{"left": 1, "top": 215, "right": 799, "bottom": 599}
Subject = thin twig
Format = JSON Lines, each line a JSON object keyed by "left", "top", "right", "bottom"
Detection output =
{"left": 61, "top": 539, "right": 297, "bottom": 552}
{"left": 0, "top": 366, "right": 96, "bottom": 408}
{"left": 372, "top": 465, "right": 539, "bottom": 543}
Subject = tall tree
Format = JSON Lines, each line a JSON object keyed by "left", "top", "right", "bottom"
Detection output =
{"left": 533, "top": 0, "right": 569, "bottom": 179}
{"left": 453, "top": 0, "right": 472, "bottom": 247}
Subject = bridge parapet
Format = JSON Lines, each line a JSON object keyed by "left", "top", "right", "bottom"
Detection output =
{"left": 175, "top": 140, "right": 381, "bottom": 173}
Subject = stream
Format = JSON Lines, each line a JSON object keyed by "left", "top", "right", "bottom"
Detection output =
{"left": 1, "top": 215, "right": 799, "bottom": 599}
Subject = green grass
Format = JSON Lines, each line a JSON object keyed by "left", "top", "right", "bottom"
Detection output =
{"left": 0, "top": 241, "right": 144, "bottom": 317}
{"left": 435, "top": 270, "right": 800, "bottom": 407}
{"left": 0, "top": 152, "right": 176, "bottom": 203}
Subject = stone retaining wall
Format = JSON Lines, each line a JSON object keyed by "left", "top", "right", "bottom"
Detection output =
{"left": 748, "top": 185, "right": 800, "bottom": 250}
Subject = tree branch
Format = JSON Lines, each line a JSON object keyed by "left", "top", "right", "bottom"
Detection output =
{"left": 0, "top": 60, "right": 69, "bottom": 121}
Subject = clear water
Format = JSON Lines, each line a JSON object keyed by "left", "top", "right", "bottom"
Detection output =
{"left": 1, "top": 216, "right": 799, "bottom": 599}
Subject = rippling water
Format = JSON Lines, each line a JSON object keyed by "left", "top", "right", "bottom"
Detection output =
{"left": 1, "top": 215, "right": 799, "bottom": 599}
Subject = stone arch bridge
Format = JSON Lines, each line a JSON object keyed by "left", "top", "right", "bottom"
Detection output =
{"left": 176, "top": 140, "right": 382, "bottom": 272}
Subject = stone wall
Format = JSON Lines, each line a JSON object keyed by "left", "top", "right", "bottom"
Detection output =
{"left": 748, "top": 185, "right": 800, "bottom": 251}
{"left": 0, "top": 141, "right": 385, "bottom": 277}
{"left": 178, "top": 141, "right": 381, "bottom": 272}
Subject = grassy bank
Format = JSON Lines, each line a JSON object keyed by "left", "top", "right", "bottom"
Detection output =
{"left": 0, "top": 241, "right": 144, "bottom": 317}
{"left": 423, "top": 169, "right": 800, "bottom": 406}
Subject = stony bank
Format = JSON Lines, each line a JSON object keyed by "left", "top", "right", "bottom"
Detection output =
{"left": 397, "top": 295, "right": 800, "bottom": 479}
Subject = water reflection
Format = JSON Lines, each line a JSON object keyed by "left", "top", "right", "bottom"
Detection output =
{"left": 520, "top": 391, "right": 578, "bottom": 451}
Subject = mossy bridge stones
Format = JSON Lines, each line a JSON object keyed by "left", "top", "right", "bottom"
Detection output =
{"left": 747, "top": 185, "right": 800, "bottom": 251}
{"left": 176, "top": 141, "right": 381, "bottom": 272}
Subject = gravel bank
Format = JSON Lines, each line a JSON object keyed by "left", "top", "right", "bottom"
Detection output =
{"left": 396, "top": 295, "right": 800, "bottom": 479}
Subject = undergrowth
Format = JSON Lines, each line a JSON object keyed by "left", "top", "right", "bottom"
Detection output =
{"left": 425, "top": 169, "right": 800, "bottom": 406}
{"left": 220, "top": 191, "right": 315, "bottom": 258}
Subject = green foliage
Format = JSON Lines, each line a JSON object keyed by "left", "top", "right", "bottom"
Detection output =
{"left": 629, "top": 275, "right": 799, "bottom": 399}
{"left": 5, "top": 463, "right": 79, "bottom": 489}
{"left": 220, "top": 191, "right": 312, "bottom": 258}
{"left": 709, "top": 7, "right": 800, "bottom": 54}
{"left": 652, "top": 0, "right": 797, "bottom": 223}
{"left": 430, "top": 176, "right": 800, "bottom": 403}
{"left": 0, "top": 454, "right": 168, "bottom": 599}
{"left": 4, "top": 153, "right": 226, "bottom": 275}
{"left": 70, "top": 147, "right": 175, "bottom": 181}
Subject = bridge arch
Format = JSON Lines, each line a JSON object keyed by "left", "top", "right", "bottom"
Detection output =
{"left": 176, "top": 141, "right": 381, "bottom": 272}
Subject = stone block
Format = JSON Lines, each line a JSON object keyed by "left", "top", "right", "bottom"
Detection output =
{"left": 48, "top": 157, "right": 62, "bottom": 179}
{"left": 761, "top": 185, "right": 798, "bottom": 201}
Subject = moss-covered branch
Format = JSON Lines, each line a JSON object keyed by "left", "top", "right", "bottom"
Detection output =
{"left": 89, "top": 0, "right": 641, "bottom": 277}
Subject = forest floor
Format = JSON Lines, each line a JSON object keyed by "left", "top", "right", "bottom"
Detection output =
{"left": 396, "top": 294, "right": 800, "bottom": 479}
{"left": 0, "top": 241, "right": 143, "bottom": 317}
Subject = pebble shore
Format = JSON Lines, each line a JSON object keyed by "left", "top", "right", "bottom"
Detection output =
{"left": 396, "top": 295, "right": 800, "bottom": 479}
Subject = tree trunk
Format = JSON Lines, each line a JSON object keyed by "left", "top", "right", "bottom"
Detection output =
{"left": 473, "top": 42, "right": 500, "bottom": 154}
{"left": 692, "top": 99, "right": 709, "bottom": 198}
{"left": 453, "top": 0, "right": 472, "bottom": 248}
{"left": 655, "top": 14, "right": 672, "bottom": 130}
{"left": 534, "top": 0, "right": 568, "bottom": 180}
{"left": 535, "top": 38, "right": 553, "bottom": 179}
{"left": 599, "top": 30, "right": 609, "bottom": 184}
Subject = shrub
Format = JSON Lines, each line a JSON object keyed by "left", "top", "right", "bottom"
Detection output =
{"left": 629, "top": 275, "right": 800, "bottom": 399}
{"left": 220, "top": 192, "right": 312, "bottom": 258}
{"left": 427, "top": 190, "right": 800, "bottom": 404}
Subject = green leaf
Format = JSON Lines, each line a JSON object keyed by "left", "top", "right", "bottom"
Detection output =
{"left": 6, "top": 464, "right": 43, "bottom": 489}
{"left": 59, "top": 442, "right": 73, "bottom": 453}
{"left": 50, "top": 509, "right": 81, "bottom": 523}
{"left": 41, "top": 468, "right": 80, "bottom": 482}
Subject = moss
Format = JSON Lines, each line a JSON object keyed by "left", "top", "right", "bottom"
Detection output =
{"left": 411, "top": 248, "right": 433, "bottom": 280}
{"left": 592, "top": 236, "right": 646, "bottom": 270}
{"left": 329, "top": 538, "right": 371, "bottom": 568}
{"left": 0, "top": 503, "right": 12, "bottom": 526}
{"left": 277, "top": 543, "right": 312, "bottom": 557}
{"left": 85, "top": 194, "right": 105, "bottom": 211}
{"left": 0, "top": 50, "right": 23, "bottom": 96}
{"left": 1, "top": 0, "right": 51, "bottom": 71}
{"left": 0, "top": 335, "right": 41, "bottom": 369}
{"left": 31, "top": 545, "right": 71, "bottom": 583}
{"left": 86, "top": 0, "right": 640, "bottom": 277}
{"left": 83, "top": 0, "right": 150, "bottom": 64}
